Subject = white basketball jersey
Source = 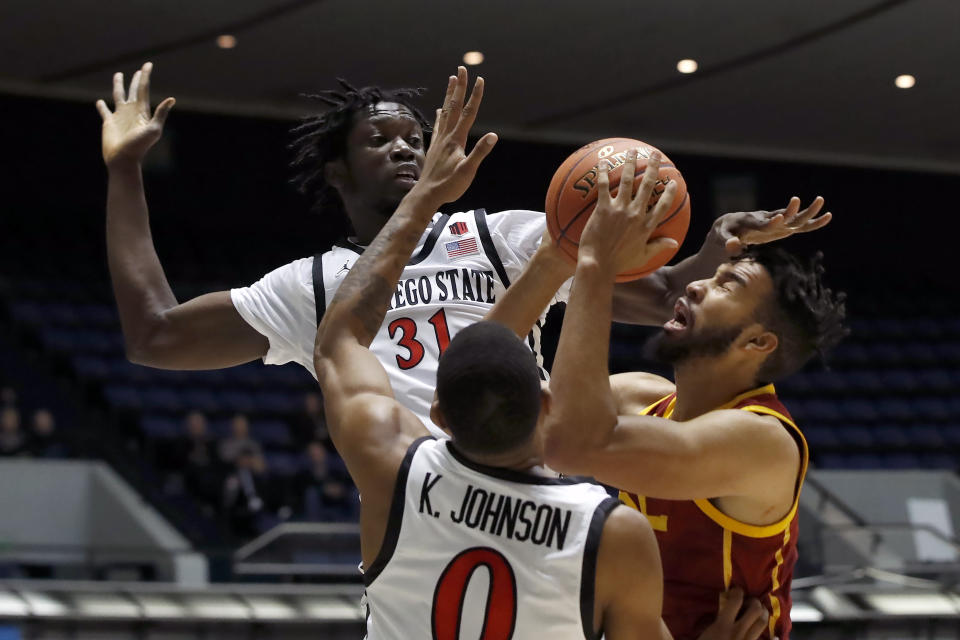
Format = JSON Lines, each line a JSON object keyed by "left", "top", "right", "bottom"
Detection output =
{"left": 364, "top": 437, "right": 618, "bottom": 640}
{"left": 314, "top": 210, "right": 548, "bottom": 437}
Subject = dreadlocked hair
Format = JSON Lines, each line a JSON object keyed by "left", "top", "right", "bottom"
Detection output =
{"left": 289, "top": 79, "right": 431, "bottom": 223}
{"left": 738, "top": 245, "right": 849, "bottom": 383}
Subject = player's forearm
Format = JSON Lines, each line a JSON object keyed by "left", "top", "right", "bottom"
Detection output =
{"left": 317, "top": 188, "right": 440, "bottom": 356}
{"left": 105, "top": 160, "right": 180, "bottom": 360}
{"left": 611, "top": 226, "right": 727, "bottom": 325}
{"left": 484, "top": 247, "right": 571, "bottom": 339}
{"left": 544, "top": 258, "right": 620, "bottom": 468}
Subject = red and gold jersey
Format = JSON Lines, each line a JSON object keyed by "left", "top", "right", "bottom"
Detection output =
{"left": 619, "top": 384, "right": 807, "bottom": 640}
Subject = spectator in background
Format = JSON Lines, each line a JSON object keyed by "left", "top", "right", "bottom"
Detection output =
{"left": 222, "top": 446, "right": 275, "bottom": 539}
{"left": 218, "top": 413, "right": 261, "bottom": 465}
{"left": 174, "top": 411, "right": 220, "bottom": 509}
{"left": 296, "top": 441, "right": 352, "bottom": 521}
{"left": 0, "top": 407, "right": 25, "bottom": 456}
{"left": 293, "top": 392, "right": 329, "bottom": 447}
{"left": 27, "top": 409, "right": 65, "bottom": 458}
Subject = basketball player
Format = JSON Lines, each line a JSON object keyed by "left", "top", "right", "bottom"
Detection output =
{"left": 530, "top": 151, "right": 847, "bottom": 639}
{"left": 96, "top": 63, "right": 831, "bottom": 436}
{"left": 312, "top": 79, "right": 766, "bottom": 640}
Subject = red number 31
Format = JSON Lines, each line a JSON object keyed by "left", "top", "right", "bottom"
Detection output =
{"left": 431, "top": 547, "right": 517, "bottom": 640}
{"left": 388, "top": 309, "right": 452, "bottom": 370}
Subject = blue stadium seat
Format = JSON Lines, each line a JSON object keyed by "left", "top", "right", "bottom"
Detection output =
{"left": 180, "top": 389, "right": 221, "bottom": 414}
{"left": 803, "top": 400, "right": 843, "bottom": 423}
{"left": 254, "top": 391, "right": 297, "bottom": 415}
{"left": 251, "top": 420, "right": 292, "bottom": 447}
{"left": 844, "top": 370, "right": 884, "bottom": 394}
{"left": 879, "top": 370, "right": 920, "bottom": 394}
{"left": 839, "top": 399, "right": 879, "bottom": 423}
{"left": 803, "top": 426, "right": 841, "bottom": 449}
{"left": 875, "top": 399, "right": 914, "bottom": 422}
{"left": 141, "top": 415, "right": 181, "bottom": 439}
{"left": 830, "top": 344, "right": 870, "bottom": 367}
{"left": 869, "top": 343, "right": 905, "bottom": 366}
{"left": 912, "top": 425, "right": 945, "bottom": 449}
{"left": 104, "top": 384, "right": 141, "bottom": 410}
{"left": 939, "top": 424, "right": 960, "bottom": 446}
{"left": 815, "top": 453, "right": 848, "bottom": 469}
{"left": 917, "top": 369, "right": 955, "bottom": 393}
{"left": 918, "top": 452, "right": 956, "bottom": 470}
{"left": 882, "top": 452, "right": 921, "bottom": 469}
{"left": 263, "top": 451, "right": 299, "bottom": 477}
{"left": 844, "top": 453, "right": 884, "bottom": 469}
{"left": 72, "top": 355, "right": 110, "bottom": 380}
{"left": 140, "top": 388, "right": 185, "bottom": 412}
{"left": 902, "top": 342, "right": 938, "bottom": 366}
{"left": 873, "top": 424, "right": 910, "bottom": 449}
{"left": 914, "top": 397, "right": 951, "bottom": 422}
{"left": 217, "top": 390, "right": 255, "bottom": 414}
{"left": 836, "top": 425, "right": 875, "bottom": 449}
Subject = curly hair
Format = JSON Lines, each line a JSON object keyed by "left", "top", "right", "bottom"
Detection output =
{"left": 288, "top": 80, "right": 431, "bottom": 229}
{"left": 737, "top": 246, "right": 849, "bottom": 383}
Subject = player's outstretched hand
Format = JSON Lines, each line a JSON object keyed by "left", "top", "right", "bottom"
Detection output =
{"left": 412, "top": 66, "right": 498, "bottom": 206}
{"left": 696, "top": 587, "right": 770, "bottom": 640}
{"left": 715, "top": 196, "right": 832, "bottom": 255}
{"left": 96, "top": 62, "right": 175, "bottom": 168}
{"left": 578, "top": 149, "right": 679, "bottom": 276}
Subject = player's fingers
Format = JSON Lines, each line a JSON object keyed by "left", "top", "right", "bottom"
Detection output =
{"left": 632, "top": 150, "right": 660, "bottom": 210}
{"left": 435, "top": 75, "right": 458, "bottom": 136}
{"left": 716, "top": 587, "right": 745, "bottom": 625}
{"left": 453, "top": 76, "right": 484, "bottom": 144}
{"left": 127, "top": 70, "right": 141, "bottom": 104}
{"left": 738, "top": 600, "right": 768, "bottom": 640}
{"left": 647, "top": 180, "right": 678, "bottom": 229}
{"left": 780, "top": 196, "right": 801, "bottom": 222}
{"left": 461, "top": 131, "right": 498, "bottom": 174}
{"left": 646, "top": 236, "right": 679, "bottom": 257}
{"left": 138, "top": 62, "right": 153, "bottom": 105}
{"left": 597, "top": 159, "right": 611, "bottom": 203}
{"left": 761, "top": 213, "right": 785, "bottom": 229}
{"left": 444, "top": 66, "right": 468, "bottom": 131}
{"left": 112, "top": 72, "right": 125, "bottom": 104}
{"left": 152, "top": 97, "right": 176, "bottom": 126}
{"left": 95, "top": 99, "right": 112, "bottom": 121}
{"left": 793, "top": 195, "right": 825, "bottom": 225}
{"left": 799, "top": 211, "right": 832, "bottom": 232}
{"left": 617, "top": 148, "right": 638, "bottom": 207}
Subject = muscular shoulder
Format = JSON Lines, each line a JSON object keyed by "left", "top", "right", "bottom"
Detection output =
{"left": 610, "top": 372, "right": 675, "bottom": 415}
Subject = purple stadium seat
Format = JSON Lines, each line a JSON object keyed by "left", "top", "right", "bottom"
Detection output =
{"left": 883, "top": 452, "right": 921, "bottom": 469}
{"left": 217, "top": 390, "right": 255, "bottom": 414}
{"left": 918, "top": 452, "right": 956, "bottom": 470}
{"left": 836, "top": 425, "right": 875, "bottom": 449}
{"left": 180, "top": 389, "right": 220, "bottom": 414}
{"left": 263, "top": 451, "right": 299, "bottom": 477}
{"left": 911, "top": 425, "right": 945, "bottom": 449}
{"left": 873, "top": 424, "right": 910, "bottom": 449}
{"left": 844, "top": 370, "right": 884, "bottom": 394}
{"left": 839, "top": 399, "right": 879, "bottom": 423}
{"left": 879, "top": 370, "right": 920, "bottom": 394}
{"left": 803, "top": 426, "right": 841, "bottom": 450}
{"left": 251, "top": 420, "right": 292, "bottom": 447}
{"left": 141, "top": 415, "right": 181, "bottom": 439}
{"left": 104, "top": 384, "right": 142, "bottom": 410}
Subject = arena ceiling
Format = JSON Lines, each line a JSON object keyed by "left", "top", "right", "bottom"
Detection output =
{"left": 2, "top": 0, "right": 958, "bottom": 172}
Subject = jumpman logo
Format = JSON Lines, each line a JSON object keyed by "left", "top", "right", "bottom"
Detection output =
{"left": 336, "top": 262, "right": 351, "bottom": 278}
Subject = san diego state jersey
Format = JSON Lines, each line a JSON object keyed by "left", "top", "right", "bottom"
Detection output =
{"left": 231, "top": 210, "right": 563, "bottom": 437}
{"left": 364, "top": 437, "right": 617, "bottom": 640}
{"left": 620, "top": 384, "right": 808, "bottom": 640}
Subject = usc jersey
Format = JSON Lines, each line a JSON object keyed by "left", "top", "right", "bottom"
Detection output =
{"left": 364, "top": 436, "right": 617, "bottom": 640}
{"left": 231, "top": 209, "right": 565, "bottom": 437}
{"left": 620, "top": 384, "right": 808, "bottom": 640}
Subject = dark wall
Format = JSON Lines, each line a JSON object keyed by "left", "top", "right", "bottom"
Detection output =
{"left": 2, "top": 92, "right": 958, "bottom": 313}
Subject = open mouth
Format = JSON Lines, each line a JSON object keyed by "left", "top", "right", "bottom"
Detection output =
{"left": 394, "top": 164, "right": 420, "bottom": 183}
{"left": 664, "top": 298, "right": 693, "bottom": 334}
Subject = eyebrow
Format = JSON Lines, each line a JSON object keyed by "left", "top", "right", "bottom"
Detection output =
{"left": 719, "top": 267, "right": 748, "bottom": 287}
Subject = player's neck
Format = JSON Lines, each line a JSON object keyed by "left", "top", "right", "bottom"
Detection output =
{"left": 671, "top": 359, "right": 760, "bottom": 421}
{"left": 468, "top": 447, "right": 547, "bottom": 476}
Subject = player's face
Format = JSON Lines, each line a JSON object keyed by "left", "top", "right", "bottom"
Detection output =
{"left": 341, "top": 102, "right": 426, "bottom": 209}
{"left": 653, "top": 260, "right": 774, "bottom": 364}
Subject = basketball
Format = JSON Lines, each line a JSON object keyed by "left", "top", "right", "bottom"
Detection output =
{"left": 545, "top": 138, "right": 691, "bottom": 281}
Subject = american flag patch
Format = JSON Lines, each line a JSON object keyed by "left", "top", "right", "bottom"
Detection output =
{"left": 445, "top": 237, "right": 480, "bottom": 259}
{"left": 448, "top": 221, "right": 469, "bottom": 235}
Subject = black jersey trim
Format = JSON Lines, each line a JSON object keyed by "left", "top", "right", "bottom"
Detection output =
{"left": 445, "top": 441, "right": 587, "bottom": 486}
{"left": 474, "top": 209, "right": 512, "bottom": 288}
{"left": 311, "top": 253, "right": 326, "bottom": 327}
{"left": 409, "top": 213, "right": 451, "bottom": 265}
{"left": 580, "top": 497, "right": 621, "bottom": 640}
{"left": 363, "top": 435, "right": 434, "bottom": 587}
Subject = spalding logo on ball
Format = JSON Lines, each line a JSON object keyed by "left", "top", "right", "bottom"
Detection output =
{"left": 545, "top": 137, "right": 691, "bottom": 282}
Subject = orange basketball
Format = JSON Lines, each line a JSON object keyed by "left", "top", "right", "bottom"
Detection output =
{"left": 545, "top": 138, "right": 690, "bottom": 281}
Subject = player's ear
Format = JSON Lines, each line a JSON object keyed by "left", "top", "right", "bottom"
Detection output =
{"left": 539, "top": 382, "right": 552, "bottom": 417}
{"left": 744, "top": 327, "right": 778, "bottom": 355}
{"left": 430, "top": 400, "right": 452, "bottom": 437}
{"left": 324, "top": 159, "right": 347, "bottom": 191}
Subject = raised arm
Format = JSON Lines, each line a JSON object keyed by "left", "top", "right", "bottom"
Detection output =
{"left": 611, "top": 196, "right": 832, "bottom": 325}
{"left": 314, "top": 68, "right": 497, "bottom": 497}
{"left": 545, "top": 152, "right": 797, "bottom": 502}
{"left": 97, "top": 62, "right": 268, "bottom": 369}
